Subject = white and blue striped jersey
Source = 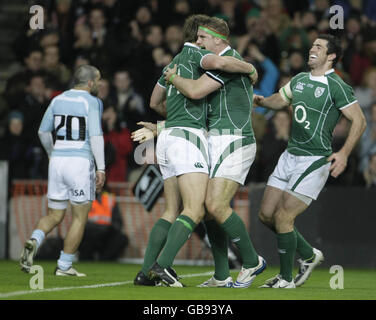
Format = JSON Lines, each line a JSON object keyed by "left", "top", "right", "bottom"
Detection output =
{"left": 39, "top": 89, "right": 103, "bottom": 160}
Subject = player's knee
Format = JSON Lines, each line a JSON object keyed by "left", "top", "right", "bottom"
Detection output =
{"left": 48, "top": 210, "right": 65, "bottom": 225}
{"left": 274, "top": 209, "right": 294, "bottom": 227}
{"left": 205, "top": 197, "right": 223, "bottom": 217}
{"left": 258, "top": 210, "right": 272, "bottom": 225}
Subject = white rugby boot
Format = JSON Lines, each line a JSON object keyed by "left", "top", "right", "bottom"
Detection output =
{"left": 20, "top": 239, "right": 37, "bottom": 273}
{"left": 294, "top": 248, "right": 324, "bottom": 287}
{"left": 197, "top": 276, "right": 233, "bottom": 288}
{"left": 232, "top": 256, "right": 267, "bottom": 288}
{"left": 259, "top": 274, "right": 296, "bottom": 288}
{"left": 54, "top": 266, "right": 86, "bottom": 277}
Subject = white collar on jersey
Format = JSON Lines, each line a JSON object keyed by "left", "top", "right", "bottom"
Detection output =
{"left": 309, "top": 68, "right": 334, "bottom": 85}
{"left": 184, "top": 42, "right": 200, "bottom": 49}
{"left": 70, "top": 89, "right": 89, "bottom": 93}
{"left": 218, "top": 46, "right": 232, "bottom": 56}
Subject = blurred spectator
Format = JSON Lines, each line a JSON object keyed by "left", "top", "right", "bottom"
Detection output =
{"left": 73, "top": 54, "right": 91, "bottom": 70}
{"left": 97, "top": 78, "right": 111, "bottom": 103}
{"left": 280, "top": 49, "right": 307, "bottom": 75}
{"left": 349, "top": 30, "right": 376, "bottom": 86}
{"left": 341, "top": 14, "right": 363, "bottom": 75}
{"left": 358, "top": 102, "right": 376, "bottom": 172}
{"left": 354, "top": 67, "right": 376, "bottom": 111}
{"left": 145, "top": 25, "right": 164, "bottom": 49}
{"left": 363, "top": 1, "right": 376, "bottom": 24}
{"left": 87, "top": 6, "right": 113, "bottom": 75}
{"left": 261, "top": 0, "right": 291, "bottom": 37}
{"left": 214, "top": 0, "right": 246, "bottom": 36}
{"left": 309, "top": 0, "right": 331, "bottom": 22}
{"left": 39, "top": 29, "right": 60, "bottom": 50}
{"left": 109, "top": 70, "right": 147, "bottom": 133}
{"left": 278, "top": 15, "right": 310, "bottom": 54}
{"left": 73, "top": 24, "right": 94, "bottom": 57}
{"left": 244, "top": 44, "right": 279, "bottom": 114}
{"left": 169, "top": 0, "right": 192, "bottom": 25}
{"left": 237, "top": 8, "right": 281, "bottom": 66}
{"left": 102, "top": 106, "right": 134, "bottom": 182}
{"left": 258, "top": 109, "right": 291, "bottom": 181}
{"left": 42, "top": 45, "right": 71, "bottom": 88}
{"left": 164, "top": 24, "right": 184, "bottom": 56}
{"left": 362, "top": 153, "right": 376, "bottom": 188}
{"left": 300, "top": 10, "right": 317, "bottom": 29}
{"left": 5, "top": 48, "right": 43, "bottom": 108}
{"left": 49, "top": 0, "right": 76, "bottom": 63}
{"left": 129, "top": 5, "right": 153, "bottom": 43}
{"left": 89, "top": 6, "right": 107, "bottom": 47}
{"left": 0, "top": 111, "right": 32, "bottom": 182}
{"left": 18, "top": 74, "right": 50, "bottom": 145}
{"left": 79, "top": 187, "right": 128, "bottom": 261}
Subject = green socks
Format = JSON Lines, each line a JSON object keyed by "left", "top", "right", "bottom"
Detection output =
{"left": 277, "top": 231, "right": 297, "bottom": 282}
{"left": 205, "top": 219, "right": 230, "bottom": 281}
{"left": 157, "top": 215, "right": 196, "bottom": 268}
{"left": 221, "top": 212, "right": 259, "bottom": 268}
{"left": 294, "top": 227, "right": 314, "bottom": 261}
{"left": 141, "top": 218, "right": 171, "bottom": 276}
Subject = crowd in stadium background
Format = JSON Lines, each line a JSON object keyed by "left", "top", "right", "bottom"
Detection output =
{"left": 0, "top": 0, "right": 376, "bottom": 189}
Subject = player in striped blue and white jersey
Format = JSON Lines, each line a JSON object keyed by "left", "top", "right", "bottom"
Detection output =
{"left": 20, "top": 65, "right": 106, "bottom": 277}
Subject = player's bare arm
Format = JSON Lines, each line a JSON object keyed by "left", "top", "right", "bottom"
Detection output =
{"left": 89, "top": 134, "right": 106, "bottom": 191}
{"left": 150, "top": 83, "right": 167, "bottom": 117}
{"left": 164, "top": 64, "right": 221, "bottom": 100}
{"left": 327, "top": 102, "right": 367, "bottom": 178}
{"left": 202, "top": 54, "right": 256, "bottom": 75}
{"left": 253, "top": 92, "right": 289, "bottom": 110}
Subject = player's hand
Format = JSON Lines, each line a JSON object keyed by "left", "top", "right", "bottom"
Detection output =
{"left": 132, "top": 127, "right": 155, "bottom": 143}
{"left": 249, "top": 65, "right": 258, "bottom": 85}
{"left": 327, "top": 151, "right": 348, "bottom": 178}
{"left": 95, "top": 171, "right": 106, "bottom": 192}
{"left": 253, "top": 95, "right": 265, "bottom": 106}
{"left": 164, "top": 64, "right": 177, "bottom": 84}
{"left": 137, "top": 121, "right": 157, "bottom": 132}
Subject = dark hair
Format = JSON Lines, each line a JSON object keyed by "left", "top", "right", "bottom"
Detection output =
{"left": 73, "top": 65, "right": 99, "bottom": 86}
{"left": 182, "top": 14, "right": 211, "bottom": 43}
{"left": 204, "top": 17, "right": 230, "bottom": 41}
{"left": 317, "top": 34, "right": 342, "bottom": 67}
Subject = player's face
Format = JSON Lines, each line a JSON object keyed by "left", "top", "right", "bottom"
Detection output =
{"left": 308, "top": 39, "right": 330, "bottom": 68}
{"left": 196, "top": 28, "right": 216, "bottom": 51}
{"left": 90, "top": 71, "right": 101, "bottom": 96}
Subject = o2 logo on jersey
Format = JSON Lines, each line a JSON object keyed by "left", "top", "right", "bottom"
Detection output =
{"left": 54, "top": 115, "right": 86, "bottom": 141}
{"left": 294, "top": 105, "right": 310, "bottom": 129}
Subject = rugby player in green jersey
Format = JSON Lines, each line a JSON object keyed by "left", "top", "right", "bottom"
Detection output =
{"left": 253, "top": 34, "right": 366, "bottom": 288}
{"left": 163, "top": 17, "right": 266, "bottom": 289}
{"left": 132, "top": 14, "right": 257, "bottom": 287}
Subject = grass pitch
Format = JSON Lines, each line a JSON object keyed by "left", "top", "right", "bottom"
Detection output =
{"left": 0, "top": 260, "right": 375, "bottom": 300}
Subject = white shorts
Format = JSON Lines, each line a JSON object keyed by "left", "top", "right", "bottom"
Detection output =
{"left": 156, "top": 127, "right": 209, "bottom": 180}
{"left": 47, "top": 156, "right": 95, "bottom": 204}
{"left": 267, "top": 150, "right": 331, "bottom": 200}
{"left": 208, "top": 133, "right": 256, "bottom": 185}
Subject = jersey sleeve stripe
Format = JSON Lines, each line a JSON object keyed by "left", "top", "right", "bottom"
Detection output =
{"left": 205, "top": 71, "right": 224, "bottom": 86}
{"left": 199, "top": 53, "right": 215, "bottom": 69}
{"left": 339, "top": 100, "right": 358, "bottom": 110}
{"left": 157, "top": 82, "right": 166, "bottom": 89}
{"left": 330, "top": 76, "right": 352, "bottom": 104}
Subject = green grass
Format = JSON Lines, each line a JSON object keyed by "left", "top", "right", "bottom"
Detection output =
{"left": 0, "top": 260, "right": 375, "bottom": 300}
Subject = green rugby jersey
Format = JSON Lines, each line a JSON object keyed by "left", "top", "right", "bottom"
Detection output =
{"left": 158, "top": 43, "right": 213, "bottom": 129}
{"left": 280, "top": 69, "right": 357, "bottom": 156}
{"left": 205, "top": 46, "right": 255, "bottom": 143}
